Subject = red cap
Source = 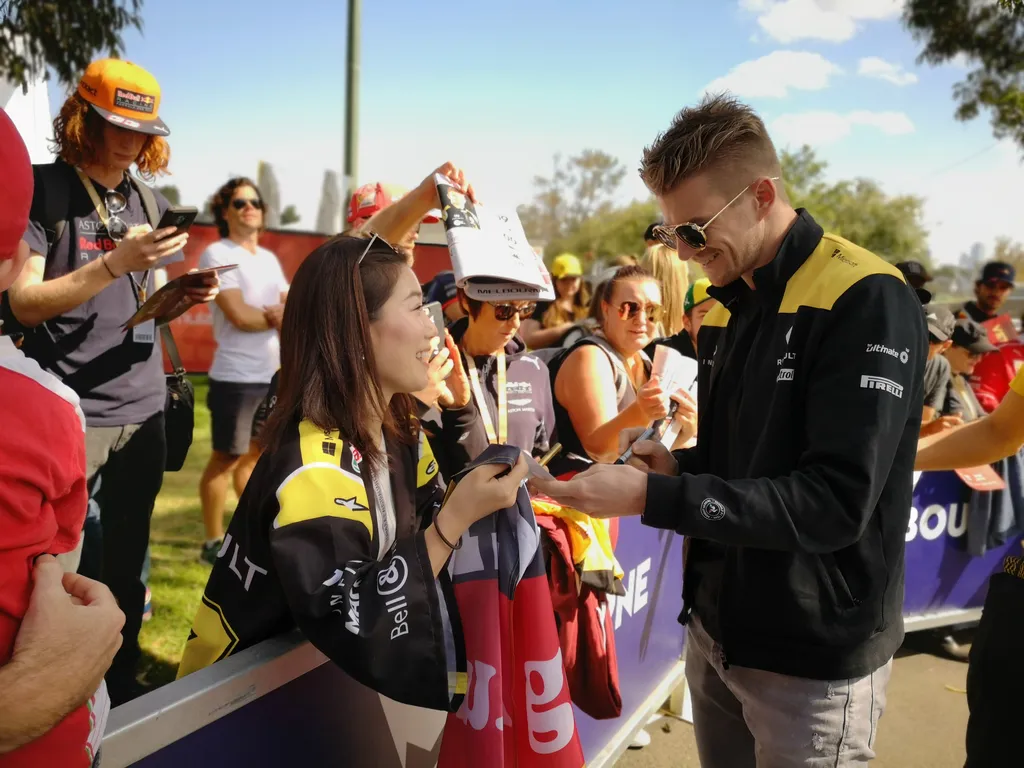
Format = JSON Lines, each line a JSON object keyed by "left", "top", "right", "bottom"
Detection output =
{"left": 0, "top": 108, "right": 33, "bottom": 260}
{"left": 348, "top": 182, "right": 402, "bottom": 224}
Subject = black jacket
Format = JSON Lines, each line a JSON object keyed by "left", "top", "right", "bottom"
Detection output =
{"left": 642, "top": 211, "right": 926, "bottom": 680}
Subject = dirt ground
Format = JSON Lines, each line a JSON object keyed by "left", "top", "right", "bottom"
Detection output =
{"left": 617, "top": 630, "right": 971, "bottom": 768}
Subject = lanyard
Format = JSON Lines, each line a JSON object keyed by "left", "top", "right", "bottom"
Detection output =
{"left": 75, "top": 168, "right": 149, "bottom": 306}
{"left": 464, "top": 349, "right": 508, "bottom": 445}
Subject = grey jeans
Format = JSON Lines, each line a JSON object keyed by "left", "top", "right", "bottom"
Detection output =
{"left": 686, "top": 614, "right": 892, "bottom": 768}
{"left": 56, "top": 423, "right": 143, "bottom": 573}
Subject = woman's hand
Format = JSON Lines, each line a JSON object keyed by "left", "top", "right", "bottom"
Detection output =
{"left": 635, "top": 375, "right": 669, "bottom": 422}
{"left": 437, "top": 333, "right": 470, "bottom": 408}
{"left": 434, "top": 456, "right": 529, "bottom": 546}
{"left": 669, "top": 388, "right": 698, "bottom": 446}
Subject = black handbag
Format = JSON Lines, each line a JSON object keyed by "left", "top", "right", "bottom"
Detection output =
{"left": 161, "top": 324, "right": 194, "bottom": 471}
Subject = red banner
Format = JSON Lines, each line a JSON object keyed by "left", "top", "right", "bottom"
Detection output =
{"left": 438, "top": 499, "right": 584, "bottom": 768}
{"left": 162, "top": 224, "right": 451, "bottom": 373}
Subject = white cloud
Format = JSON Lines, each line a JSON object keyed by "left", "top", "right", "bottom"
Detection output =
{"left": 857, "top": 56, "right": 918, "bottom": 86}
{"left": 703, "top": 51, "right": 842, "bottom": 98}
{"left": 770, "top": 110, "right": 915, "bottom": 147}
{"left": 742, "top": 0, "right": 902, "bottom": 43}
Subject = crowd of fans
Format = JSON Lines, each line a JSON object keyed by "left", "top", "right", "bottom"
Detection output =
{"left": 1, "top": 55, "right": 1023, "bottom": 768}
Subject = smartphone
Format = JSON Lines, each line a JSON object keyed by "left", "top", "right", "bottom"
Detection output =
{"left": 425, "top": 301, "right": 445, "bottom": 339}
{"left": 156, "top": 205, "right": 199, "bottom": 237}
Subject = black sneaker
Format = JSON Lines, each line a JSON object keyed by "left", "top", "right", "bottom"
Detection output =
{"left": 200, "top": 539, "right": 222, "bottom": 565}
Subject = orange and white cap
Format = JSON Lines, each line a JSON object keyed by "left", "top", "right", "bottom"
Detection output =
{"left": 77, "top": 58, "right": 169, "bottom": 136}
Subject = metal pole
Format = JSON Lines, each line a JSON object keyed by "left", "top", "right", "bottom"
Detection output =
{"left": 343, "top": 0, "right": 361, "bottom": 204}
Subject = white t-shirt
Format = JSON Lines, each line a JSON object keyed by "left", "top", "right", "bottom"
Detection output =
{"left": 199, "top": 239, "right": 289, "bottom": 383}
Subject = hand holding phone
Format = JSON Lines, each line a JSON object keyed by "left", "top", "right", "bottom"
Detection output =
{"left": 155, "top": 206, "right": 199, "bottom": 239}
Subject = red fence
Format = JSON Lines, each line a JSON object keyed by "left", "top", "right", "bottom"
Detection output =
{"left": 163, "top": 224, "right": 451, "bottom": 373}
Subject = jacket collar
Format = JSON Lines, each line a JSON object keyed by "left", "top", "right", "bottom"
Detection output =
{"left": 706, "top": 209, "right": 824, "bottom": 311}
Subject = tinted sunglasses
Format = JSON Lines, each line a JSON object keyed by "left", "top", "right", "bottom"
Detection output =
{"left": 617, "top": 301, "right": 663, "bottom": 324}
{"left": 652, "top": 176, "right": 780, "bottom": 252}
{"left": 232, "top": 198, "right": 263, "bottom": 210}
{"left": 104, "top": 190, "right": 129, "bottom": 241}
{"left": 493, "top": 302, "right": 536, "bottom": 321}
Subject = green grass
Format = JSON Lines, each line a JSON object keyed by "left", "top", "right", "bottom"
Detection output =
{"left": 137, "top": 375, "right": 236, "bottom": 687}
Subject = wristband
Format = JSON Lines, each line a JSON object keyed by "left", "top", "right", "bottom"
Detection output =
{"left": 101, "top": 254, "right": 118, "bottom": 279}
{"left": 432, "top": 508, "right": 462, "bottom": 550}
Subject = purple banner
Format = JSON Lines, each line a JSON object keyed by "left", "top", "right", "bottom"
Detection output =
{"left": 574, "top": 519, "right": 684, "bottom": 758}
{"left": 904, "top": 471, "right": 1021, "bottom": 614}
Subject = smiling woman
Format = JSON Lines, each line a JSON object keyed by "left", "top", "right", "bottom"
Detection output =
{"left": 177, "top": 232, "right": 529, "bottom": 710}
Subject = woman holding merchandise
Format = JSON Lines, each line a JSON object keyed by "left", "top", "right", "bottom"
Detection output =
{"left": 178, "top": 230, "right": 528, "bottom": 711}
{"left": 548, "top": 265, "right": 697, "bottom": 474}
{"left": 520, "top": 253, "right": 591, "bottom": 349}
{"left": 424, "top": 288, "right": 557, "bottom": 480}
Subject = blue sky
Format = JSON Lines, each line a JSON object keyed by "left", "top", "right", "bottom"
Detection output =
{"left": 24, "top": 0, "right": 1024, "bottom": 264}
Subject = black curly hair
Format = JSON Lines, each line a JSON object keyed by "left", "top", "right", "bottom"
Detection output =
{"left": 211, "top": 177, "right": 265, "bottom": 238}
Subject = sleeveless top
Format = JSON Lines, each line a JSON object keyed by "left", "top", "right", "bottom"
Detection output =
{"left": 547, "top": 334, "right": 652, "bottom": 475}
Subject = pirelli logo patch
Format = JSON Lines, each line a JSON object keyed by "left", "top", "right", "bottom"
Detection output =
{"left": 860, "top": 374, "right": 903, "bottom": 399}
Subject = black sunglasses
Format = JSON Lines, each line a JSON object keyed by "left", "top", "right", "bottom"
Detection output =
{"left": 617, "top": 300, "right": 663, "bottom": 324}
{"left": 492, "top": 302, "right": 536, "bottom": 321}
{"left": 652, "top": 176, "right": 780, "bottom": 252}
{"left": 232, "top": 198, "right": 263, "bottom": 211}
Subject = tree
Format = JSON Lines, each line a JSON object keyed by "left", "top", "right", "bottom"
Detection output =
{"left": 155, "top": 185, "right": 181, "bottom": 206}
{"left": 1, "top": 0, "right": 143, "bottom": 91}
{"left": 518, "top": 150, "right": 627, "bottom": 245}
{"left": 280, "top": 205, "right": 301, "bottom": 226}
{"left": 904, "top": 0, "right": 1024, "bottom": 150}
{"left": 781, "top": 146, "right": 931, "bottom": 264}
{"left": 992, "top": 236, "right": 1024, "bottom": 271}
{"left": 545, "top": 200, "right": 661, "bottom": 267}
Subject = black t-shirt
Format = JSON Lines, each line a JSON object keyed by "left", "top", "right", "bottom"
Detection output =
{"left": 21, "top": 163, "right": 179, "bottom": 427}
{"left": 959, "top": 301, "right": 993, "bottom": 324}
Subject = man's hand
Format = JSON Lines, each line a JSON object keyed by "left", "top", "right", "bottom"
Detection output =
{"left": 529, "top": 463, "right": 649, "bottom": 519}
{"left": 107, "top": 225, "right": 189, "bottom": 276}
{"left": 182, "top": 270, "right": 220, "bottom": 305}
{"left": 263, "top": 303, "right": 286, "bottom": 330}
{"left": 0, "top": 557, "right": 125, "bottom": 752}
{"left": 618, "top": 426, "right": 681, "bottom": 476}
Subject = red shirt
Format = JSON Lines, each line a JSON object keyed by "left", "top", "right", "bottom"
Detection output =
{"left": 0, "top": 336, "right": 101, "bottom": 767}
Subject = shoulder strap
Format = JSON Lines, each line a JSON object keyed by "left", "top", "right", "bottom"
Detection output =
{"left": 570, "top": 336, "right": 632, "bottom": 403}
{"left": 32, "top": 162, "right": 75, "bottom": 269}
{"left": 160, "top": 324, "right": 186, "bottom": 376}
{"left": 130, "top": 175, "right": 161, "bottom": 229}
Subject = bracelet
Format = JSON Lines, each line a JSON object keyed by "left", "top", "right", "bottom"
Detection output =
{"left": 101, "top": 254, "right": 118, "bottom": 279}
{"left": 432, "top": 508, "right": 462, "bottom": 550}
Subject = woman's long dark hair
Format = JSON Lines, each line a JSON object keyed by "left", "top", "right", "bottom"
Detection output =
{"left": 261, "top": 235, "right": 415, "bottom": 468}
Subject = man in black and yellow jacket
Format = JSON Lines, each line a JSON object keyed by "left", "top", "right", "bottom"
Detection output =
{"left": 535, "top": 95, "right": 926, "bottom": 767}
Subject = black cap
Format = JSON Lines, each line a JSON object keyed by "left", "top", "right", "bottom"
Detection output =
{"left": 951, "top": 318, "right": 997, "bottom": 354}
{"left": 978, "top": 261, "right": 1015, "bottom": 286}
{"left": 643, "top": 221, "right": 662, "bottom": 242}
{"left": 895, "top": 260, "right": 933, "bottom": 284}
{"left": 425, "top": 271, "right": 458, "bottom": 308}
{"left": 924, "top": 304, "right": 956, "bottom": 342}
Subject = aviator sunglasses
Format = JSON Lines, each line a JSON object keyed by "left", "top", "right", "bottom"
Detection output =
{"left": 652, "top": 176, "right": 780, "bottom": 252}
{"left": 492, "top": 302, "right": 536, "bottom": 321}
{"left": 103, "top": 189, "right": 130, "bottom": 241}
{"left": 617, "top": 301, "right": 663, "bottom": 324}
{"left": 232, "top": 197, "right": 263, "bottom": 211}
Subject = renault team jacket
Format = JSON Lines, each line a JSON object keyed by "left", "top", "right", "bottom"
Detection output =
{"left": 642, "top": 211, "right": 927, "bottom": 681}
{"left": 178, "top": 418, "right": 467, "bottom": 712}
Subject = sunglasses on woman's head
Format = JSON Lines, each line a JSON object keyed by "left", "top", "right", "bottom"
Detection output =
{"left": 652, "top": 176, "right": 780, "bottom": 252}
{"left": 232, "top": 198, "right": 263, "bottom": 211}
{"left": 492, "top": 302, "right": 536, "bottom": 321}
{"left": 617, "top": 301, "right": 663, "bottom": 324}
{"left": 104, "top": 190, "right": 129, "bottom": 241}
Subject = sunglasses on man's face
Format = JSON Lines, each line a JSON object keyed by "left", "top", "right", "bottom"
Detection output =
{"left": 652, "top": 176, "right": 780, "bottom": 252}
{"left": 232, "top": 198, "right": 263, "bottom": 211}
{"left": 617, "top": 301, "right": 663, "bottom": 324}
{"left": 492, "top": 303, "right": 536, "bottom": 321}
